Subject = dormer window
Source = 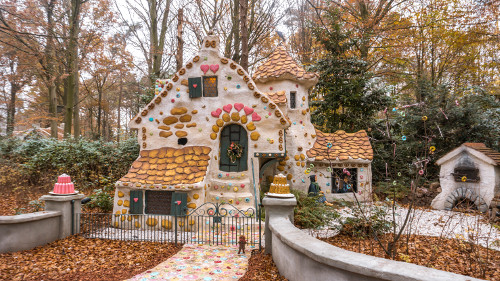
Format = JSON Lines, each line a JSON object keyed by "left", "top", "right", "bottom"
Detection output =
{"left": 290, "top": 91, "right": 296, "bottom": 109}
{"left": 203, "top": 76, "right": 218, "bottom": 97}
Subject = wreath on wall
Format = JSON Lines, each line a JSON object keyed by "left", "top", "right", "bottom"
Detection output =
{"left": 227, "top": 142, "right": 243, "bottom": 163}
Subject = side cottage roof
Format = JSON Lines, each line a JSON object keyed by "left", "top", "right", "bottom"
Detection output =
{"left": 306, "top": 129, "right": 373, "bottom": 161}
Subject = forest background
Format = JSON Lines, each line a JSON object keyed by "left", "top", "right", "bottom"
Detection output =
{"left": 0, "top": 0, "right": 498, "bottom": 196}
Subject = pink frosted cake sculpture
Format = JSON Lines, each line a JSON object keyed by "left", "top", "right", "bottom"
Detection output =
{"left": 53, "top": 174, "right": 75, "bottom": 194}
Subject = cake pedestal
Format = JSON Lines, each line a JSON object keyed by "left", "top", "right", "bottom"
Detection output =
{"left": 39, "top": 193, "right": 85, "bottom": 239}
{"left": 262, "top": 195, "right": 297, "bottom": 254}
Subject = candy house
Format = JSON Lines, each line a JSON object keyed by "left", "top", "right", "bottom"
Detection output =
{"left": 432, "top": 143, "right": 500, "bottom": 212}
{"left": 112, "top": 34, "right": 373, "bottom": 228}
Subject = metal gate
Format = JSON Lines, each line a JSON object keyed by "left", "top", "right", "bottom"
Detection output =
{"left": 74, "top": 202, "right": 262, "bottom": 249}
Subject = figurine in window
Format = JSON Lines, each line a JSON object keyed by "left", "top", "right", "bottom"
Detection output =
{"left": 340, "top": 175, "right": 352, "bottom": 193}
{"left": 308, "top": 175, "right": 333, "bottom": 206}
{"left": 238, "top": 235, "right": 246, "bottom": 254}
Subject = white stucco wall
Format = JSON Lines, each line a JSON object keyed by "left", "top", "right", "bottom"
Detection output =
{"left": 432, "top": 150, "right": 498, "bottom": 210}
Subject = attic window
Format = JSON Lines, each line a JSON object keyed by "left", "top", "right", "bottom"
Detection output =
{"left": 203, "top": 76, "right": 218, "bottom": 97}
{"left": 290, "top": 92, "right": 296, "bottom": 109}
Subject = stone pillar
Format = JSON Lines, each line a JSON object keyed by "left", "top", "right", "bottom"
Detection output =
{"left": 262, "top": 196, "right": 297, "bottom": 254}
{"left": 39, "top": 194, "right": 85, "bottom": 239}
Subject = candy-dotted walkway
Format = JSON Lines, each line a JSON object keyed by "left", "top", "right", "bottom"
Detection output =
{"left": 127, "top": 244, "right": 250, "bottom": 281}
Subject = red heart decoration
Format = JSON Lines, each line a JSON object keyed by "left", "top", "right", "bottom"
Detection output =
{"left": 211, "top": 108, "right": 222, "bottom": 118}
{"left": 234, "top": 103, "right": 244, "bottom": 112}
{"left": 243, "top": 106, "right": 254, "bottom": 115}
{"left": 193, "top": 84, "right": 197, "bottom": 88}
{"left": 210, "top": 64, "right": 219, "bottom": 73}
{"left": 133, "top": 198, "right": 138, "bottom": 202}
{"left": 251, "top": 112, "right": 261, "bottom": 121}
{"left": 200, "top": 64, "right": 209, "bottom": 74}
{"left": 176, "top": 201, "right": 181, "bottom": 205}
{"left": 223, "top": 104, "right": 232, "bottom": 113}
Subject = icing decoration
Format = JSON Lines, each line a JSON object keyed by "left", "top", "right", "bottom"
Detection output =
{"left": 200, "top": 64, "right": 209, "bottom": 74}
{"left": 240, "top": 184, "right": 245, "bottom": 188}
{"left": 210, "top": 64, "right": 219, "bottom": 73}
{"left": 133, "top": 198, "right": 138, "bottom": 202}
{"left": 171, "top": 99, "right": 175, "bottom": 103}
{"left": 149, "top": 117, "right": 154, "bottom": 122}
{"left": 243, "top": 106, "right": 254, "bottom": 115}
{"left": 236, "top": 84, "right": 241, "bottom": 89}
{"left": 223, "top": 104, "right": 232, "bottom": 113}
{"left": 211, "top": 108, "right": 222, "bottom": 117}
{"left": 418, "top": 170, "right": 424, "bottom": 175}
{"left": 234, "top": 103, "right": 244, "bottom": 111}
{"left": 251, "top": 112, "right": 261, "bottom": 121}
{"left": 192, "top": 84, "right": 197, "bottom": 88}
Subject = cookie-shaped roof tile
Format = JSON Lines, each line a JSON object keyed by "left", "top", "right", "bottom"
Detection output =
{"left": 119, "top": 146, "right": 211, "bottom": 185}
{"left": 306, "top": 129, "right": 373, "bottom": 161}
{"left": 253, "top": 45, "right": 318, "bottom": 84}
{"left": 265, "top": 90, "right": 287, "bottom": 104}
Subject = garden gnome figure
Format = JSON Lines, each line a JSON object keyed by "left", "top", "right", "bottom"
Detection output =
{"left": 308, "top": 175, "right": 333, "bottom": 206}
{"left": 238, "top": 235, "right": 246, "bottom": 254}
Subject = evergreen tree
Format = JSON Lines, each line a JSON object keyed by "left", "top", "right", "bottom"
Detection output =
{"left": 309, "top": 9, "right": 390, "bottom": 133}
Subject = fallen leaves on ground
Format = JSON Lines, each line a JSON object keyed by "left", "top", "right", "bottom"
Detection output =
{"left": 320, "top": 234, "right": 499, "bottom": 280}
{"left": 239, "top": 249, "right": 288, "bottom": 281}
{"left": 0, "top": 236, "right": 182, "bottom": 281}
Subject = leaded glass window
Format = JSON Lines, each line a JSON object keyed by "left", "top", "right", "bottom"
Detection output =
{"left": 203, "top": 76, "right": 218, "bottom": 97}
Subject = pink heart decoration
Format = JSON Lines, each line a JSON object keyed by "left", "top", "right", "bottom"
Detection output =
{"left": 252, "top": 112, "right": 261, "bottom": 121}
{"left": 176, "top": 201, "right": 181, "bottom": 205}
{"left": 200, "top": 64, "right": 209, "bottom": 74}
{"left": 193, "top": 84, "right": 197, "bottom": 88}
{"left": 243, "top": 106, "right": 254, "bottom": 115}
{"left": 234, "top": 103, "right": 244, "bottom": 112}
{"left": 223, "top": 104, "right": 232, "bottom": 113}
{"left": 133, "top": 198, "right": 138, "bottom": 202}
{"left": 211, "top": 108, "right": 222, "bottom": 118}
{"left": 210, "top": 64, "right": 219, "bottom": 73}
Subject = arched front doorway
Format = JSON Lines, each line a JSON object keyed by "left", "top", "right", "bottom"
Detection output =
{"left": 219, "top": 124, "right": 248, "bottom": 172}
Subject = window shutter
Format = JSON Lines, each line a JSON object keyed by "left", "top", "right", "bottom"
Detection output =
{"left": 170, "top": 192, "right": 188, "bottom": 216}
{"left": 129, "top": 190, "right": 143, "bottom": 214}
{"left": 188, "top": 77, "right": 202, "bottom": 98}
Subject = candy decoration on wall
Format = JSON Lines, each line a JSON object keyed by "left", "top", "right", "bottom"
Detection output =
{"left": 234, "top": 103, "right": 244, "bottom": 111}
{"left": 210, "top": 64, "right": 219, "bottom": 73}
{"left": 200, "top": 64, "right": 209, "bottom": 74}
{"left": 223, "top": 104, "right": 233, "bottom": 113}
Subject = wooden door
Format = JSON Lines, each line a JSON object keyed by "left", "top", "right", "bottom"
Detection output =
{"left": 219, "top": 124, "right": 248, "bottom": 172}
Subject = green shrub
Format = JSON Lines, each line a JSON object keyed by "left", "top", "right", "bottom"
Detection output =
{"left": 0, "top": 137, "right": 139, "bottom": 191}
{"left": 339, "top": 200, "right": 394, "bottom": 238}
{"left": 291, "top": 189, "right": 340, "bottom": 229}
{"left": 87, "top": 188, "right": 113, "bottom": 212}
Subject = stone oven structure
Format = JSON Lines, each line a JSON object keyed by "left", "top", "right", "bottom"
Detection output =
{"left": 111, "top": 35, "right": 374, "bottom": 229}
{"left": 431, "top": 143, "right": 500, "bottom": 212}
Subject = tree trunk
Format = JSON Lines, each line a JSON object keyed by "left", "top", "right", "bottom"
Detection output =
{"left": 239, "top": 0, "right": 249, "bottom": 71}
{"left": 45, "top": 0, "right": 58, "bottom": 138}
{"left": 6, "top": 78, "right": 19, "bottom": 137}
{"left": 175, "top": 8, "right": 184, "bottom": 71}
{"left": 64, "top": 0, "right": 82, "bottom": 138}
{"left": 117, "top": 74, "right": 123, "bottom": 143}
{"left": 231, "top": 0, "right": 241, "bottom": 63}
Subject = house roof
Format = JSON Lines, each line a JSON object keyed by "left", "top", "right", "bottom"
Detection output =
{"left": 118, "top": 146, "right": 212, "bottom": 186}
{"left": 253, "top": 45, "right": 318, "bottom": 84}
{"left": 436, "top": 143, "right": 500, "bottom": 166}
{"left": 306, "top": 129, "right": 373, "bottom": 161}
{"left": 265, "top": 90, "right": 287, "bottom": 104}
{"left": 462, "top": 143, "right": 499, "bottom": 165}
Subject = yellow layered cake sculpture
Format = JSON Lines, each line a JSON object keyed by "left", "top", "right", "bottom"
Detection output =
{"left": 269, "top": 173, "right": 290, "bottom": 194}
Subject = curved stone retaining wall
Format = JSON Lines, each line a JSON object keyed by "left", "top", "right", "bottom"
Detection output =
{"left": 263, "top": 196, "right": 485, "bottom": 281}
{"left": 0, "top": 211, "right": 61, "bottom": 253}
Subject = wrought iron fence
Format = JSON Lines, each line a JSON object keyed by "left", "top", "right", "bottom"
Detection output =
{"left": 74, "top": 203, "right": 262, "bottom": 249}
